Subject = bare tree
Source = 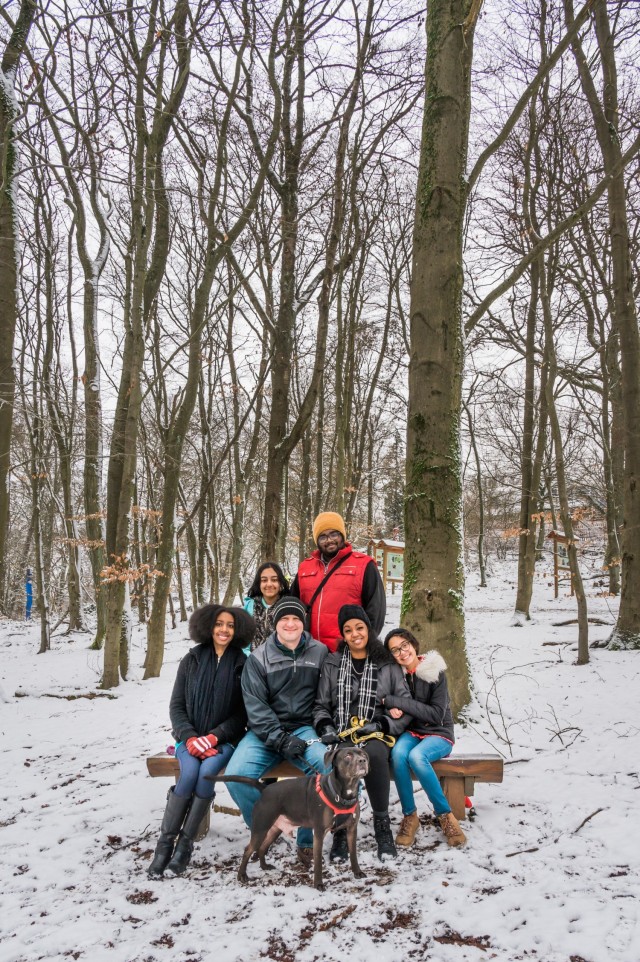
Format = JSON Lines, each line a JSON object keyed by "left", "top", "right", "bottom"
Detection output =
{"left": 403, "top": 0, "right": 481, "bottom": 714}
{"left": 0, "top": 0, "right": 37, "bottom": 604}
{"left": 100, "top": 0, "right": 193, "bottom": 688}
{"left": 564, "top": 0, "right": 640, "bottom": 649}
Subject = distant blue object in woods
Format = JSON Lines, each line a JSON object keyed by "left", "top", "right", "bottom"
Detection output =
{"left": 25, "top": 569, "right": 33, "bottom": 621}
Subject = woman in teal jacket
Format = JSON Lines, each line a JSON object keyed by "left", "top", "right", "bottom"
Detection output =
{"left": 243, "top": 561, "right": 289, "bottom": 651}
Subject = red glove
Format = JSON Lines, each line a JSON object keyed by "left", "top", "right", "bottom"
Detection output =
{"left": 201, "top": 747, "right": 219, "bottom": 758}
{"left": 186, "top": 735, "right": 217, "bottom": 757}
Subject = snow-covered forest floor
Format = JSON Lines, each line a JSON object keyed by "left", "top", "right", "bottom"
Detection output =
{"left": 1, "top": 570, "right": 638, "bottom": 962}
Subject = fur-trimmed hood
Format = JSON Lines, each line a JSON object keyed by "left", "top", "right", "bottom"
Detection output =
{"left": 415, "top": 650, "right": 447, "bottom": 684}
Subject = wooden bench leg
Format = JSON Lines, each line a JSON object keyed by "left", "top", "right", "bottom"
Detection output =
{"left": 441, "top": 777, "right": 466, "bottom": 820}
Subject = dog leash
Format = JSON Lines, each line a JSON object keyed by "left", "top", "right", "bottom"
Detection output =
{"left": 338, "top": 716, "right": 395, "bottom": 748}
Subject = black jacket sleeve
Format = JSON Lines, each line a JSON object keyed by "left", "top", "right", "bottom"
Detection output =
{"left": 312, "top": 661, "right": 338, "bottom": 734}
{"left": 289, "top": 574, "right": 301, "bottom": 599}
{"left": 384, "top": 673, "right": 450, "bottom": 728}
{"left": 361, "top": 560, "right": 386, "bottom": 637}
{"left": 376, "top": 664, "right": 411, "bottom": 735}
{"left": 169, "top": 655, "right": 198, "bottom": 743}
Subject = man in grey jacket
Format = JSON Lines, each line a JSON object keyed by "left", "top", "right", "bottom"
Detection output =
{"left": 223, "top": 596, "right": 328, "bottom": 863}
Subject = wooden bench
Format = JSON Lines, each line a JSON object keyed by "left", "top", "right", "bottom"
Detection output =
{"left": 146, "top": 752, "right": 503, "bottom": 837}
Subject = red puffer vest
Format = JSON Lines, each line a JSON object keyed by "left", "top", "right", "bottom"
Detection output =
{"left": 296, "top": 544, "right": 373, "bottom": 652}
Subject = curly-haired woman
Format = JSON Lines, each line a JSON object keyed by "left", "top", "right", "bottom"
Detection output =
{"left": 148, "top": 604, "right": 255, "bottom": 877}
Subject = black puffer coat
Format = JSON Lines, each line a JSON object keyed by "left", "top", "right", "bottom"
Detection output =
{"left": 383, "top": 650, "right": 454, "bottom": 742}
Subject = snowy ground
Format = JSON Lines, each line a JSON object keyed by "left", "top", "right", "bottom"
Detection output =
{"left": 1, "top": 571, "right": 639, "bottom": 962}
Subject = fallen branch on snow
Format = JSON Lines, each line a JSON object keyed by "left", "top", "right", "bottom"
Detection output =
{"left": 14, "top": 690, "right": 117, "bottom": 700}
{"left": 551, "top": 618, "right": 612, "bottom": 627}
{"left": 505, "top": 846, "right": 540, "bottom": 857}
{"left": 572, "top": 807, "right": 606, "bottom": 834}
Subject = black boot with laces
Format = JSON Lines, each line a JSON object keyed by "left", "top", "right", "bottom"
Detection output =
{"left": 329, "top": 828, "right": 349, "bottom": 862}
{"left": 373, "top": 813, "right": 397, "bottom": 861}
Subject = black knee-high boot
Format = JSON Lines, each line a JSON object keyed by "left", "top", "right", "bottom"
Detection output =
{"left": 148, "top": 788, "right": 191, "bottom": 877}
{"left": 166, "top": 795, "right": 211, "bottom": 876}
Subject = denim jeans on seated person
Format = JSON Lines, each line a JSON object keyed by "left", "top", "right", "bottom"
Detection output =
{"left": 391, "top": 733, "right": 453, "bottom": 817}
{"left": 223, "top": 727, "right": 330, "bottom": 848}
{"left": 175, "top": 741, "right": 235, "bottom": 800}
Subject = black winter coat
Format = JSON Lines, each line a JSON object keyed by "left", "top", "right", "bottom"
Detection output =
{"left": 169, "top": 644, "right": 247, "bottom": 745}
{"left": 313, "top": 642, "right": 411, "bottom": 738}
{"left": 383, "top": 650, "right": 455, "bottom": 742}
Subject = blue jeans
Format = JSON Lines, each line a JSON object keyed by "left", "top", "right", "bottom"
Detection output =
{"left": 223, "top": 728, "right": 330, "bottom": 848}
{"left": 391, "top": 733, "right": 453, "bottom": 817}
{"left": 175, "top": 741, "right": 235, "bottom": 800}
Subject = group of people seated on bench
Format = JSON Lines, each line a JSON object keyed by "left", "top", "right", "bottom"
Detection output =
{"left": 148, "top": 512, "right": 466, "bottom": 879}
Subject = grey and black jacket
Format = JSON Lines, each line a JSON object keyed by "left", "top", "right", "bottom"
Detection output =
{"left": 313, "top": 642, "right": 411, "bottom": 738}
{"left": 241, "top": 630, "right": 328, "bottom": 748}
{"left": 383, "top": 651, "right": 454, "bottom": 742}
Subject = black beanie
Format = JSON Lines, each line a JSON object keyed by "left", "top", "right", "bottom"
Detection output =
{"left": 338, "top": 604, "right": 371, "bottom": 633}
{"left": 272, "top": 596, "right": 308, "bottom": 627}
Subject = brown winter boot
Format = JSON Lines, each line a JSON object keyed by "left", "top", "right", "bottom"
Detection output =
{"left": 438, "top": 811, "right": 467, "bottom": 847}
{"left": 396, "top": 811, "right": 420, "bottom": 847}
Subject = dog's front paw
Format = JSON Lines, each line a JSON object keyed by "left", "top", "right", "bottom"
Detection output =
{"left": 353, "top": 869, "right": 366, "bottom": 879}
{"left": 314, "top": 881, "right": 325, "bottom": 891}
{"left": 238, "top": 872, "right": 249, "bottom": 884}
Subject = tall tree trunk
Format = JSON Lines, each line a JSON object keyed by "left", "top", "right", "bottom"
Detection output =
{"left": 261, "top": 0, "right": 374, "bottom": 558}
{"left": 464, "top": 400, "right": 486, "bottom": 587}
{"left": 298, "top": 429, "right": 313, "bottom": 565}
{"left": 0, "top": 0, "right": 37, "bottom": 603}
{"left": 37, "top": 10, "right": 111, "bottom": 648}
{"left": 102, "top": 0, "right": 192, "bottom": 687}
{"left": 565, "top": 0, "right": 640, "bottom": 648}
{"left": 175, "top": 546, "right": 188, "bottom": 622}
{"left": 403, "top": 0, "right": 480, "bottom": 715}
{"left": 541, "top": 264, "right": 589, "bottom": 663}
{"left": 514, "top": 263, "right": 541, "bottom": 621}
{"left": 40, "top": 201, "right": 85, "bottom": 632}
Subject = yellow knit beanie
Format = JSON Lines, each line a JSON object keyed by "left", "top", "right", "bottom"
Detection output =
{"left": 312, "top": 511, "right": 347, "bottom": 544}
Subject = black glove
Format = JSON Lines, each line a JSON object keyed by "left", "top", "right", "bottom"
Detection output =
{"left": 278, "top": 734, "right": 307, "bottom": 761}
{"left": 320, "top": 727, "right": 340, "bottom": 746}
{"left": 358, "top": 720, "right": 381, "bottom": 736}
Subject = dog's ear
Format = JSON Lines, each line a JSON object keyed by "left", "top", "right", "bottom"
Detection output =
{"left": 323, "top": 747, "right": 338, "bottom": 767}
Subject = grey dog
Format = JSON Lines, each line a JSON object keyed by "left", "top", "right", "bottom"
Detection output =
{"left": 210, "top": 744, "right": 369, "bottom": 890}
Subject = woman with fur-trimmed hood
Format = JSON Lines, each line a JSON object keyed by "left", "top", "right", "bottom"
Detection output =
{"left": 383, "top": 628, "right": 466, "bottom": 849}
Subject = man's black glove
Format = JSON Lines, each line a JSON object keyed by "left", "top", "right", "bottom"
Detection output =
{"left": 358, "top": 720, "right": 381, "bottom": 736}
{"left": 278, "top": 734, "right": 307, "bottom": 760}
{"left": 320, "top": 727, "right": 340, "bottom": 746}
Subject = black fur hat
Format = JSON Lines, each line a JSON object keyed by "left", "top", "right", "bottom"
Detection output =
{"left": 188, "top": 604, "right": 256, "bottom": 649}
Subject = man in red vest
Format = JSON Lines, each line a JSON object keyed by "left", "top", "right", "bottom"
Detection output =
{"left": 290, "top": 511, "right": 386, "bottom": 651}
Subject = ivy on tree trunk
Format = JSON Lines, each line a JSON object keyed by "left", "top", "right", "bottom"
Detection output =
{"left": 403, "top": 0, "right": 481, "bottom": 716}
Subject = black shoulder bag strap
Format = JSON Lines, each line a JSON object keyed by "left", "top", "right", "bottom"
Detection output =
{"left": 305, "top": 550, "right": 353, "bottom": 627}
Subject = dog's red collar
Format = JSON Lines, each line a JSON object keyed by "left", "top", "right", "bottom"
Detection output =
{"left": 315, "top": 774, "right": 358, "bottom": 815}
